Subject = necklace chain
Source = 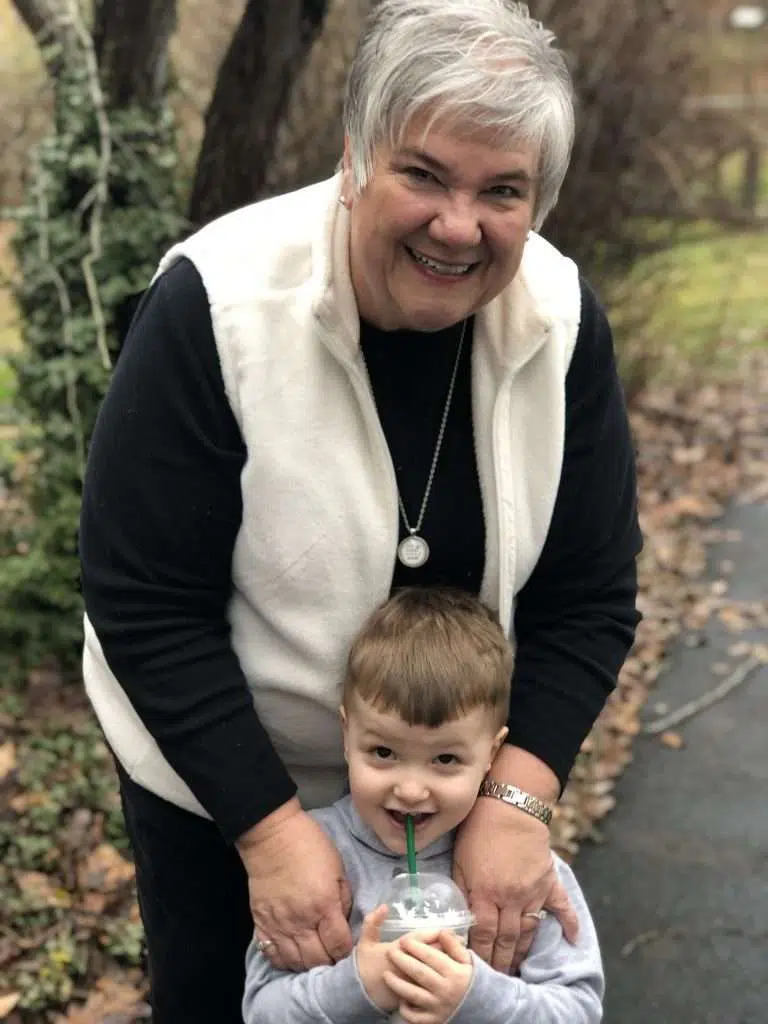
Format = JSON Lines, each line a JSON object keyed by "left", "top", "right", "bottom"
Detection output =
{"left": 398, "top": 319, "right": 466, "bottom": 536}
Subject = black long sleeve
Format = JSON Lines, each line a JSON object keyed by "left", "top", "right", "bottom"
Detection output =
{"left": 80, "top": 258, "right": 297, "bottom": 842}
{"left": 508, "top": 279, "right": 642, "bottom": 788}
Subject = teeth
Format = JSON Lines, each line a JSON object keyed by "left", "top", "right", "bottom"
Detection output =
{"left": 410, "top": 249, "right": 472, "bottom": 276}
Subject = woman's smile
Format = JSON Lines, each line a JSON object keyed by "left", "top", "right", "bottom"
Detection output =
{"left": 405, "top": 245, "right": 479, "bottom": 279}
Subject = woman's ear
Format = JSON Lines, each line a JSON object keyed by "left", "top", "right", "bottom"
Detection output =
{"left": 340, "top": 135, "right": 353, "bottom": 206}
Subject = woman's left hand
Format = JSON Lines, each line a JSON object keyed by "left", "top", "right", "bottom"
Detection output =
{"left": 452, "top": 796, "right": 579, "bottom": 975}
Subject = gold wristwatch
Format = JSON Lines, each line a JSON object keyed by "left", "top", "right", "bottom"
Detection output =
{"left": 478, "top": 776, "right": 554, "bottom": 826}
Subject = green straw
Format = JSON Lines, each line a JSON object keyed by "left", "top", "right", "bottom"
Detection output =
{"left": 405, "top": 814, "right": 419, "bottom": 883}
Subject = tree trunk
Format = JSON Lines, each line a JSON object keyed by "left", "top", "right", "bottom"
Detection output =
{"left": 263, "top": 0, "right": 372, "bottom": 197}
{"left": 187, "top": 0, "right": 329, "bottom": 228}
{"left": 93, "top": 0, "right": 177, "bottom": 110}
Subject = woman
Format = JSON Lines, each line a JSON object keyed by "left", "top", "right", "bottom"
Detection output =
{"left": 80, "top": 1, "right": 641, "bottom": 1020}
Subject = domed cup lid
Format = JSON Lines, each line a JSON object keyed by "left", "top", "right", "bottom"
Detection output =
{"left": 379, "top": 872, "right": 475, "bottom": 941}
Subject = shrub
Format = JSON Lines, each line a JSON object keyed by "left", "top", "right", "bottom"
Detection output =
{"left": 0, "top": 63, "right": 185, "bottom": 678}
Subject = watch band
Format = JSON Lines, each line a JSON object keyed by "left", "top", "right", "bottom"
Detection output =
{"left": 478, "top": 776, "right": 554, "bottom": 826}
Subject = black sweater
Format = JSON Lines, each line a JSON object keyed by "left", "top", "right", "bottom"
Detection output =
{"left": 80, "top": 257, "right": 642, "bottom": 841}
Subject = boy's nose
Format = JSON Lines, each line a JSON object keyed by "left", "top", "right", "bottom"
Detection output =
{"left": 393, "top": 777, "right": 430, "bottom": 805}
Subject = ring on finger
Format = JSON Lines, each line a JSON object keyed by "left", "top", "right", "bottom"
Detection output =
{"left": 522, "top": 909, "right": 548, "bottom": 921}
{"left": 255, "top": 936, "right": 276, "bottom": 953}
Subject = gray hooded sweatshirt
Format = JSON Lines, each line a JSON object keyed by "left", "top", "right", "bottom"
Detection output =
{"left": 242, "top": 796, "right": 604, "bottom": 1023}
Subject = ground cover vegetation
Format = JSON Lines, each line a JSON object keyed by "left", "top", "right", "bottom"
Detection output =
{"left": 0, "top": 0, "right": 766, "bottom": 1017}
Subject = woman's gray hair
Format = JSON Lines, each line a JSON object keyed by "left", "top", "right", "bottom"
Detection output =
{"left": 343, "top": 0, "right": 575, "bottom": 228}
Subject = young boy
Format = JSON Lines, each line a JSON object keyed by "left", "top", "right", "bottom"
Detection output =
{"left": 242, "top": 588, "right": 604, "bottom": 1024}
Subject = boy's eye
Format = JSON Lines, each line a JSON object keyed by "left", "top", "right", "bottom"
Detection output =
{"left": 435, "top": 753, "right": 460, "bottom": 766}
{"left": 372, "top": 746, "right": 395, "bottom": 760}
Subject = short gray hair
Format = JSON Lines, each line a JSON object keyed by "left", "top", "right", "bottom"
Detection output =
{"left": 343, "top": 0, "right": 575, "bottom": 228}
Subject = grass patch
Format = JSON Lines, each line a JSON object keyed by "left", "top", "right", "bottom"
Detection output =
{"left": 608, "top": 225, "right": 768, "bottom": 394}
{"left": 0, "top": 357, "right": 16, "bottom": 408}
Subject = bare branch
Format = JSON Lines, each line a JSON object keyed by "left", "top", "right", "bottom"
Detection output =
{"left": 10, "top": 0, "right": 79, "bottom": 78}
{"left": 66, "top": 0, "right": 113, "bottom": 372}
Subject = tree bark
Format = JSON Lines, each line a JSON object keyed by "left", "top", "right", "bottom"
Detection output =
{"left": 10, "top": 0, "right": 78, "bottom": 78}
{"left": 263, "top": 0, "right": 372, "bottom": 197}
{"left": 93, "top": 0, "right": 177, "bottom": 110}
{"left": 187, "top": 0, "right": 329, "bottom": 228}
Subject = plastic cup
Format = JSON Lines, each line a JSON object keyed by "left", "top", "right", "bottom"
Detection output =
{"left": 379, "top": 870, "right": 475, "bottom": 941}
{"left": 379, "top": 872, "right": 474, "bottom": 1022}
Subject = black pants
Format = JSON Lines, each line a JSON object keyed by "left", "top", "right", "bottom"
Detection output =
{"left": 117, "top": 765, "right": 254, "bottom": 1023}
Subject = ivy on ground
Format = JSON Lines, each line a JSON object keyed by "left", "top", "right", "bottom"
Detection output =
{"left": 0, "top": 683, "right": 146, "bottom": 1017}
{"left": 0, "top": 62, "right": 186, "bottom": 679}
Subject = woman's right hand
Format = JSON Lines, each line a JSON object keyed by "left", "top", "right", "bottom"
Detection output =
{"left": 236, "top": 798, "right": 353, "bottom": 970}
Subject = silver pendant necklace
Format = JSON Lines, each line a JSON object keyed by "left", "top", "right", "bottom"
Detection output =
{"left": 396, "top": 319, "right": 467, "bottom": 569}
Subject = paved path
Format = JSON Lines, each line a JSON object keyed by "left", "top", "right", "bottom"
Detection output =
{"left": 576, "top": 501, "right": 768, "bottom": 1024}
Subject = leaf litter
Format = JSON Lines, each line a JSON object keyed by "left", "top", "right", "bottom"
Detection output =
{"left": 552, "top": 351, "right": 768, "bottom": 856}
{"left": 0, "top": 354, "right": 766, "bottom": 1019}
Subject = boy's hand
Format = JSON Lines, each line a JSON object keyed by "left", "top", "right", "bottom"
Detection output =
{"left": 385, "top": 929, "right": 473, "bottom": 1024}
{"left": 356, "top": 905, "right": 399, "bottom": 1012}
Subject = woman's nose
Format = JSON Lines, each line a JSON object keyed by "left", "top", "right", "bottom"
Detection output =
{"left": 428, "top": 193, "right": 482, "bottom": 250}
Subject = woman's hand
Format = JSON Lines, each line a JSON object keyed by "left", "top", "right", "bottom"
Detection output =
{"left": 452, "top": 796, "right": 579, "bottom": 975}
{"left": 236, "top": 798, "right": 353, "bottom": 970}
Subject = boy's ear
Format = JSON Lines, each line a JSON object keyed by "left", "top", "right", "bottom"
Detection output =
{"left": 488, "top": 725, "right": 509, "bottom": 769}
{"left": 339, "top": 704, "right": 350, "bottom": 762}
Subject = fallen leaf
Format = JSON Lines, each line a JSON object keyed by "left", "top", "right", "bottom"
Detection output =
{"left": 0, "top": 742, "right": 16, "bottom": 781}
{"left": 81, "top": 892, "right": 107, "bottom": 916}
{"left": 9, "top": 791, "right": 51, "bottom": 814}
{"left": 718, "top": 606, "right": 749, "bottom": 632}
{"left": 15, "top": 871, "right": 72, "bottom": 909}
{"left": 728, "top": 642, "right": 752, "bottom": 657}
{"left": 78, "top": 844, "right": 135, "bottom": 893}
{"left": 584, "top": 795, "right": 616, "bottom": 819}
{"left": 57, "top": 976, "right": 149, "bottom": 1024}
{"left": 660, "top": 731, "right": 685, "bottom": 749}
{"left": 672, "top": 445, "right": 707, "bottom": 465}
{"left": 0, "top": 992, "right": 22, "bottom": 1017}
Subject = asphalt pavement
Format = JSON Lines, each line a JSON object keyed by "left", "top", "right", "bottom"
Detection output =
{"left": 576, "top": 500, "right": 768, "bottom": 1024}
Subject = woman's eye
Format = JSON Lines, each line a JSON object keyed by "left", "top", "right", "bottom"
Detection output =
{"left": 488, "top": 185, "right": 522, "bottom": 200}
{"left": 372, "top": 746, "right": 395, "bottom": 760}
{"left": 405, "top": 166, "right": 438, "bottom": 185}
{"left": 435, "top": 753, "right": 459, "bottom": 766}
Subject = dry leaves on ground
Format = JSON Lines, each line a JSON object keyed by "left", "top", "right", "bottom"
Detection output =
{"left": 552, "top": 351, "right": 768, "bottom": 857}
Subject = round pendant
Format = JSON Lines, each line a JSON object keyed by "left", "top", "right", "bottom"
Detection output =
{"left": 397, "top": 534, "right": 430, "bottom": 568}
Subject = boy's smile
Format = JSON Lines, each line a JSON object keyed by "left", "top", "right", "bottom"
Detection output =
{"left": 341, "top": 696, "right": 507, "bottom": 853}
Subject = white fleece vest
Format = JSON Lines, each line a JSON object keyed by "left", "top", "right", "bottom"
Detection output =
{"left": 83, "top": 174, "right": 581, "bottom": 819}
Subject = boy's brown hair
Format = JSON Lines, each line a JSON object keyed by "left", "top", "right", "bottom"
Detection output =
{"left": 343, "top": 587, "right": 514, "bottom": 728}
